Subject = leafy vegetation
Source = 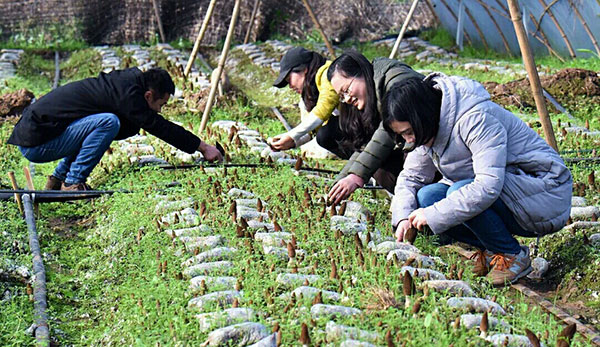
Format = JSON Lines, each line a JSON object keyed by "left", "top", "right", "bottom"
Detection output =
{"left": 1, "top": 35, "right": 599, "bottom": 346}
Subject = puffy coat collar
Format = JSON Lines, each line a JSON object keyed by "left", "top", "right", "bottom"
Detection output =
{"left": 427, "top": 73, "right": 490, "bottom": 155}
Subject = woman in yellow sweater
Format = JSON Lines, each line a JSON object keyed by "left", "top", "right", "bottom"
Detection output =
{"left": 269, "top": 47, "right": 340, "bottom": 150}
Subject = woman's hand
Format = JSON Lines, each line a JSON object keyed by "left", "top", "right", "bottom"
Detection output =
{"left": 327, "top": 174, "right": 364, "bottom": 206}
{"left": 269, "top": 134, "right": 295, "bottom": 151}
{"left": 408, "top": 208, "right": 428, "bottom": 231}
{"left": 395, "top": 219, "right": 412, "bottom": 242}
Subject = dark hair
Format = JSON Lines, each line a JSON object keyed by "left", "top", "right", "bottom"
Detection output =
{"left": 326, "top": 50, "right": 378, "bottom": 153}
{"left": 143, "top": 68, "right": 175, "bottom": 99}
{"left": 382, "top": 77, "right": 442, "bottom": 148}
{"left": 293, "top": 52, "right": 326, "bottom": 112}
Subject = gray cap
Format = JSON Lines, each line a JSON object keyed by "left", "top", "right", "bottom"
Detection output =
{"left": 273, "top": 47, "right": 313, "bottom": 88}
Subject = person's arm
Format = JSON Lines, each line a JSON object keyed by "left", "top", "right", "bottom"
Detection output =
{"left": 421, "top": 112, "right": 507, "bottom": 234}
{"left": 347, "top": 122, "right": 396, "bottom": 182}
{"left": 271, "top": 73, "right": 339, "bottom": 150}
{"left": 390, "top": 146, "right": 437, "bottom": 227}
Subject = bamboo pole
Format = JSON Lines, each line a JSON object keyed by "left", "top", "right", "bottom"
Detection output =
{"left": 507, "top": 0, "right": 558, "bottom": 152}
{"left": 244, "top": 0, "right": 260, "bottom": 44}
{"left": 478, "top": 0, "right": 512, "bottom": 55}
{"left": 300, "top": 0, "right": 336, "bottom": 58}
{"left": 464, "top": 6, "right": 488, "bottom": 51}
{"left": 437, "top": 0, "right": 472, "bottom": 45}
{"left": 184, "top": 0, "right": 218, "bottom": 77}
{"left": 568, "top": 0, "right": 600, "bottom": 56}
{"left": 423, "top": 0, "right": 440, "bottom": 27}
{"left": 200, "top": 0, "right": 241, "bottom": 132}
{"left": 537, "top": 0, "right": 576, "bottom": 58}
{"left": 390, "top": 0, "right": 420, "bottom": 59}
{"left": 23, "top": 166, "right": 39, "bottom": 215}
{"left": 151, "top": 0, "right": 166, "bottom": 43}
{"left": 8, "top": 171, "right": 23, "bottom": 215}
{"left": 528, "top": 13, "right": 565, "bottom": 62}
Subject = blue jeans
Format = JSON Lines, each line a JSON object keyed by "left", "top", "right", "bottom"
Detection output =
{"left": 417, "top": 179, "right": 535, "bottom": 254}
{"left": 19, "top": 113, "right": 120, "bottom": 184}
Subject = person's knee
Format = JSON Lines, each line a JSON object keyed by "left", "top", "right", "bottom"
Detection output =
{"left": 101, "top": 113, "right": 120, "bottom": 136}
{"left": 446, "top": 179, "right": 474, "bottom": 197}
{"left": 316, "top": 127, "right": 332, "bottom": 149}
{"left": 417, "top": 185, "right": 441, "bottom": 207}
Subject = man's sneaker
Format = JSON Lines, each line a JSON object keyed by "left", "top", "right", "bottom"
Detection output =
{"left": 487, "top": 245, "right": 532, "bottom": 286}
{"left": 61, "top": 182, "right": 92, "bottom": 191}
{"left": 44, "top": 175, "right": 63, "bottom": 190}
{"left": 469, "top": 249, "right": 493, "bottom": 277}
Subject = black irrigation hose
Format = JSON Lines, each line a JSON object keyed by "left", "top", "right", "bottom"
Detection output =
{"left": 22, "top": 194, "right": 50, "bottom": 347}
{"left": 0, "top": 190, "right": 126, "bottom": 203}
{"left": 563, "top": 157, "right": 600, "bottom": 164}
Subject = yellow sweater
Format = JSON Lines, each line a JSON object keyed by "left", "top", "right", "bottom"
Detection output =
{"left": 311, "top": 60, "right": 339, "bottom": 121}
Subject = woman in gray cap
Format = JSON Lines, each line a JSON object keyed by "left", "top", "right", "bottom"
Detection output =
{"left": 269, "top": 47, "right": 339, "bottom": 151}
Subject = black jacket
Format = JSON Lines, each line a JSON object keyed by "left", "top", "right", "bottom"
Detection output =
{"left": 7, "top": 68, "right": 200, "bottom": 153}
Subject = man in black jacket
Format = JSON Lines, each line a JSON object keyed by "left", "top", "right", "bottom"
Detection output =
{"left": 7, "top": 67, "right": 222, "bottom": 191}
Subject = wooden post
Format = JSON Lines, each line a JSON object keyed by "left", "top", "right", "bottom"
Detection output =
{"left": 184, "top": 0, "right": 218, "bottom": 77}
{"left": 423, "top": 0, "right": 440, "bottom": 27}
{"left": 8, "top": 171, "right": 23, "bottom": 215}
{"left": 244, "top": 0, "right": 260, "bottom": 44}
{"left": 300, "top": 0, "right": 336, "bottom": 58}
{"left": 390, "top": 0, "right": 420, "bottom": 59}
{"left": 507, "top": 0, "right": 558, "bottom": 152}
{"left": 537, "top": 0, "right": 576, "bottom": 58}
{"left": 23, "top": 166, "right": 39, "bottom": 215}
{"left": 199, "top": 0, "right": 241, "bottom": 132}
{"left": 477, "top": 0, "right": 512, "bottom": 55}
{"left": 271, "top": 107, "right": 292, "bottom": 131}
{"left": 464, "top": 6, "right": 489, "bottom": 51}
{"left": 568, "top": 0, "right": 600, "bottom": 56}
{"left": 151, "top": 0, "right": 166, "bottom": 43}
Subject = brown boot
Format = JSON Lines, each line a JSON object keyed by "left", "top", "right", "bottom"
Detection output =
{"left": 61, "top": 182, "right": 92, "bottom": 191}
{"left": 44, "top": 175, "right": 63, "bottom": 190}
{"left": 487, "top": 246, "right": 532, "bottom": 287}
{"left": 469, "top": 249, "right": 493, "bottom": 277}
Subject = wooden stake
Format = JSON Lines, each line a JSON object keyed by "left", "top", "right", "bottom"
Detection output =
{"left": 300, "top": 0, "right": 336, "bottom": 58}
{"left": 199, "top": 0, "right": 241, "bottom": 132}
{"left": 568, "top": 0, "right": 600, "bottom": 56}
{"left": 390, "top": 0, "right": 420, "bottom": 59}
{"left": 8, "top": 171, "right": 23, "bottom": 215}
{"left": 477, "top": 0, "right": 512, "bottom": 55}
{"left": 244, "top": 0, "right": 260, "bottom": 44}
{"left": 151, "top": 0, "right": 166, "bottom": 43}
{"left": 423, "top": 0, "right": 440, "bottom": 27}
{"left": 23, "top": 167, "right": 35, "bottom": 190}
{"left": 22, "top": 166, "right": 39, "bottom": 215}
{"left": 184, "top": 0, "right": 218, "bottom": 77}
{"left": 271, "top": 107, "right": 292, "bottom": 131}
{"left": 464, "top": 6, "right": 489, "bottom": 51}
{"left": 507, "top": 0, "right": 558, "bottom": 152}
{"left": 537, "top": 0, "right": 576, "bottom": 58}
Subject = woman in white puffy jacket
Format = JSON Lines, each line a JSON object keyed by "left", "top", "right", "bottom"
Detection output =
{"left": 383, "top": 74, "right": 572, "bottom": 287}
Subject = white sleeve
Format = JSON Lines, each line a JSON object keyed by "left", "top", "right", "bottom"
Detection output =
{"left": 285, "top": 112, "right": 324, "bottom": 147}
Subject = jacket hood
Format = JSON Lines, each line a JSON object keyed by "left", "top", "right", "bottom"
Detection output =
{"left": 428, "top": 73, "right": 490, "bottom": 155}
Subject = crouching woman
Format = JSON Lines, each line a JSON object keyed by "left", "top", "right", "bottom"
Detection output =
{"left": 385, "top": 74, "right": 572, "bottom": 286}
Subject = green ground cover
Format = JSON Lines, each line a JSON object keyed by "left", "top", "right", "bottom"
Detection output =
{"left": 1, "top": 34, "right": 599, "bottom": 345}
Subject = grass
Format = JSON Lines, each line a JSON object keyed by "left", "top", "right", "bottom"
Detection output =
{"left": 1, "top": 37, "right": 599, "bottom": 346}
